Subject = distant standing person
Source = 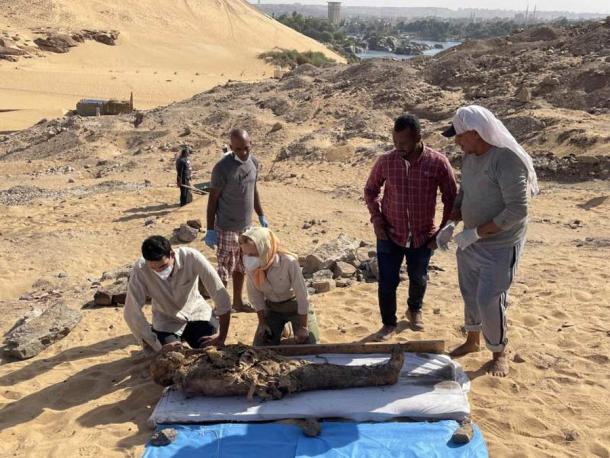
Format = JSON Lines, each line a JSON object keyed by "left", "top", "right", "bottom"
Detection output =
{"left": 438, "top": 105, "right": 538, "bottom": 377}
{"left": 364, "top": 114, "right": 457, "bottom": 340}
{"left": 205, "top": 128, "right": 269, "bottom": 313}
{"left": 176, "top": 145, "right": 193, "bottom": 207}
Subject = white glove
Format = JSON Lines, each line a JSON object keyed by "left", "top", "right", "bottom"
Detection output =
{"left": 455, "top": 228, "right": 480, "bottom": 250}
{"left": 437, "top": 221, "right": 456, "bottom": 251}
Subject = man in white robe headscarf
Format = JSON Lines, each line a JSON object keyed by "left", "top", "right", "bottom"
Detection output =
{"left": 436, "top": 105, "right": 537, "bottom": 377}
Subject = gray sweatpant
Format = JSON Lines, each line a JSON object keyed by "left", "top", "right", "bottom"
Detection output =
{"left": 456, "top": 239, "right": 524, "bottom": 352}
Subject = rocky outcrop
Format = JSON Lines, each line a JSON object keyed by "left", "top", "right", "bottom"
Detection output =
{"left": 34, "top": 33, "right": 78, "bottom": 53}
{"left": 3, "top": 303, "right": 81, "bottom": 359}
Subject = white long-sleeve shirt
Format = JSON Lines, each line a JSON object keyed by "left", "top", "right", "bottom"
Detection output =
{"left": 246, "top": 253, "right": 310, "bottom": 315}
{"left": 123, "top": 247, "right": 231, "bottom": 351}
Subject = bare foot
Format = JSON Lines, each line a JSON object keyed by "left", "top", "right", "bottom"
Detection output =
{"left": 450, "top": 340, "right": 481, "bottom": 357}
{"left": 449, "top": 331, "right": 481, "bottom": 357}
{"left": 487, "top": 353, "right": 509, "bottom": 377}
{"left": 373, "top": 325, "right": 396, "bottom": 342}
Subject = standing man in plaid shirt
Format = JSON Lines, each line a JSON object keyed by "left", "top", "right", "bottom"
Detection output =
{"left": 364, "top": 114, "right": 457, "bottom": 340}
{"left": 205, "top": 128, "right": 269, "bottom": 313}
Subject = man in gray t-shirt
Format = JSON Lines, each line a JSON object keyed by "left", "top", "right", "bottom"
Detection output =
{"left": 437, "top": 106, "right": 535, "bottom": 378}
{"left": 204, "top": 128, "right": 268, "bottom": 313}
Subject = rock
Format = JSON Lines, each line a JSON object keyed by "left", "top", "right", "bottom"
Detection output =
{"left": 307, "top": 287, "right": 317, "bottom": 296}
{"left": 57, "top": 272, "right": 68, "bottom": 278}
{"left": 177, "top": 224, "right": 198, "bottom": 243}
{"left": 68, "top": 178, "right": 75, "bottom": 183}
{"left": 515, "top": 86, "right": 531, "bottom": 102}
{"left": 433, "top": 308, "right": 441, "bottom": 315}
{"left": 366, "top": 258, "right": 379, "bottom": 281}
{"left": 564, "top": 430, "right": 579, "bottom": 442}
{"left": 270, "top": 122, "right": 284, "bottom": 133}
{"left": 3, "top": 303, "right": 81, "bottom": 359}
{"left": 150, "top": 428, "right": 177, "bottom": 446}
{"left": 34, "top": 34, "right": 78, "bottom": 53}
{"left": 312, "top": 269, "right": 334, "bottom": 281}
{"left": 101, "top": 266, "right": 132, "bottom": 282}
{"left": 186, "top": 219, "right": 202, "bottom": 230}
{"left": 312, "top": 279, "right": 335, "bottom": 294}
{"left": 303, "top": 234, "right": 360, "bottom": 275}
{"left": 334, "top": 261, "right": 357, "bottom": 278}
{"left": 144, "top": 218, "right": 155, "bottom": 226}
{"left": 336, "top": 279, "right": 352, "bottom": 288}
{"left": 355, "top": 246, "right": 372, "bottom": 263}
{"left": 93, "top": 290, "right": 113, "bottom": 306}
{"left": 94, "top": 279, "right": 127, "bottom": 306}
{"left": 502, "top": 116, "right": 546, "bottom": 142}
{"left": 513, "top": 353, "right": 526, "bottom": 363}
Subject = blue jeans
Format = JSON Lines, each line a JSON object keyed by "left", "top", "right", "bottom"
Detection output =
{"left": 377, "top": 238, "right": 433, "bottom": 327}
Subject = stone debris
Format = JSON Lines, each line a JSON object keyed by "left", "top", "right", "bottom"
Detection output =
{"left": 176, "top": 224, "right": 199, "bottom": 243}
{"left": 150, "top": 428, "right": 177, "bottom": 446}
{"left": 3, "top": 303, "right": 81, "bottom": 359}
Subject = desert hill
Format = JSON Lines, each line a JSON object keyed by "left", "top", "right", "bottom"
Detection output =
{"left": 0, "top": 0, "right": 344, "bottom": 131}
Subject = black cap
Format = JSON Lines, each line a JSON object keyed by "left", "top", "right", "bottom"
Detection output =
{"left": 441, "top": 124, "right": 456, "bottom": 138}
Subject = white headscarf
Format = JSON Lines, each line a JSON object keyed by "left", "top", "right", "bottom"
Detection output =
{"left": 452, "top": 105, "right": 539, "bottom": 197}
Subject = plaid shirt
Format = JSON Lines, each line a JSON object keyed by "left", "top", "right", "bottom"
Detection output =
{"left": 364, "top": 146, "right": 457, "bottom": 248}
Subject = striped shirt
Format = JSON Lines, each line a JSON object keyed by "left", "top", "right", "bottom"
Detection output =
{"left": 364, "top": 146, "right": 457, "bottom": 248}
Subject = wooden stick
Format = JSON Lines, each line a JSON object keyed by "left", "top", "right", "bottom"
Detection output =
{"left": 255, "top": 341, "right": 445, "bottom": 356}
{"left": 180, "top": 184, "right": 208, "bottom": 195}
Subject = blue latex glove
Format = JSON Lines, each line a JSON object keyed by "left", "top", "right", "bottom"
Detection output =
{"left": 258, "top": 215, "right": 269, "bottom": 228}
{"left": 204, "top": 229, "right": 218, "bottom": 249}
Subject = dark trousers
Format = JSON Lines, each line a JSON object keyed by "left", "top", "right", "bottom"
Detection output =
{"left": 179, "top": 185, "right": 193, "bottom": 207}
{"left": 377, "top": 238, "right": 432, "bottom": 327}
{"left": 153, "top": 318, "right": 218, "bottom": 348}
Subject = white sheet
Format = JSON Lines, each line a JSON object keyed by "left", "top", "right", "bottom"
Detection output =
{"left": 149, "top": 353, "right": 471, "bottom": 426}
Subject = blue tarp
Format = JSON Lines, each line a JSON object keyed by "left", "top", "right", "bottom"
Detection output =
{"left": 143, "top": 420, "right": 488, "bottom": 458}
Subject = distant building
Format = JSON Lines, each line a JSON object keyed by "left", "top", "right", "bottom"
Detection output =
{"left": 76, "top": 92, "right": 134, "bottom": 117}
{"left": 328, "top": 2, "right": 342, "bottom": 24}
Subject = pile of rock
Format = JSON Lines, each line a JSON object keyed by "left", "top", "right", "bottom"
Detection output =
{"left": 92, "top": 264, "right": 133, "bottom": 307}
{"left": 300, "top": 234, "right": 380, "bottom": 294}
{"left": 175, "top": 219, "right": 203, "bottom": 243}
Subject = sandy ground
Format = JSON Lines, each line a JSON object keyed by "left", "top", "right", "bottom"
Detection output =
{"left": 0, "top": 146, "right": 609, "bottom": 457}
{"left": 0, "top": 0, "right": 344, "bottom": 131}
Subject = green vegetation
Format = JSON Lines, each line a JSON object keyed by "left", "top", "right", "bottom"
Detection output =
{"left": 274, "top": 13, "right": 360, "bottom": 62}
{"left": 273, "top": 13, "right": 570, "bottom": 58}
{"left": 258, "top": 49, "right": 336, "bottom": 69}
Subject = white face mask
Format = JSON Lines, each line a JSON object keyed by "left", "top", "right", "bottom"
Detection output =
{"left": 232, "top": 152, "right": 250, "bottom": 164}
{"left": 243, "top": 255, "right": 262, "bottom": 272}
{"left": 154, "top": 263, "right": 173, "bottom": 280}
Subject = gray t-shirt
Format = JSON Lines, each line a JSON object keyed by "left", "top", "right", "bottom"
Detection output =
{"left": 211, "top": 154, "right": 258, "bottom": 232}
{"left": 458, "top": 146, "right": 529, "bottom": 248}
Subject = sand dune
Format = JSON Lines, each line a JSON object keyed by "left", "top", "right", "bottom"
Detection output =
{"left": 0, "top": 0, "right": 343, "bottom": 131}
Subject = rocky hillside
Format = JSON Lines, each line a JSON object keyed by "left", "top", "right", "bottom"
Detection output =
{"left": 1, "top": 20, "right": 608, "bottom": 183}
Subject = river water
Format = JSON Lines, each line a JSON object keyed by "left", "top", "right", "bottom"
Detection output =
{"left": 356, "top": 40, "right": 461, "bottom": 60}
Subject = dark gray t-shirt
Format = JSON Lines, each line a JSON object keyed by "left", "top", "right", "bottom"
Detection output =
{"left": 211, "top": 154, "right": 258, "bottom": 232}
{"left": 458, "top": 146, "right": 528, "bottom": 248}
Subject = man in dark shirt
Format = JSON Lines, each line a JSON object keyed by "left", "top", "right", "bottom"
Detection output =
{"left": 176, "top": 145, "right": 193, "bottom": 207}
{"left": 364, "top": 114, "right": 457, "bottom": 340}
{"left": 204, "top": 128, "right": 268, "bottom": 312}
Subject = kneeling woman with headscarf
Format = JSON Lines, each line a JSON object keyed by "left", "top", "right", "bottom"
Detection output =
{"left": 239, "top": 227, "right": 320, "bottom": 346}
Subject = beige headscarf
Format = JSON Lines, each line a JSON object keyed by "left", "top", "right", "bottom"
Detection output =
{"left": 242, "top": 227, "right": 295, "bottom": 288}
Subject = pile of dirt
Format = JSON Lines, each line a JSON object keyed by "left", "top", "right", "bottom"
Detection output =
{"left": 424, "top": 19, "right": 610, "bottom": 113}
